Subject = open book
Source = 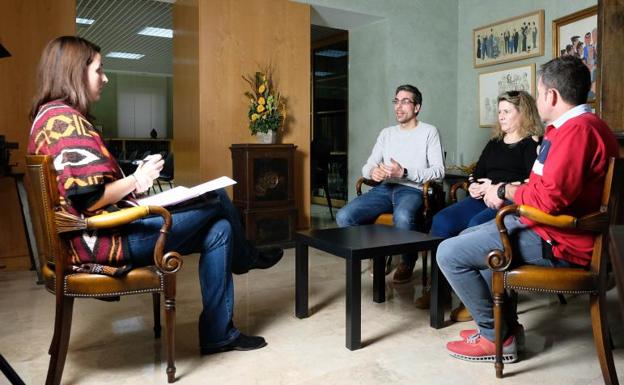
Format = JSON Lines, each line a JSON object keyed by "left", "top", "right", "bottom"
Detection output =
{"left": 136, "top": 176, "right": 236, "bottom": 207}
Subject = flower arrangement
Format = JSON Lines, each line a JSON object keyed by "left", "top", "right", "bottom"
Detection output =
{"left": 242, "top": 68, "right": 286, "bottom": 135}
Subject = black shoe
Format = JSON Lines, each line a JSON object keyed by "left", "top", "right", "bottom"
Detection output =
{"left": 250, "top": 247, "right": 283, "bottom": 270}
{"left": 200, "top": 334, "right": 267, "bottom": 355}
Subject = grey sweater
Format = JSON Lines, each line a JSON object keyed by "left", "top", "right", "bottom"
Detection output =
{"left": 362, "top": 121, "right": 445, "bottom": 189}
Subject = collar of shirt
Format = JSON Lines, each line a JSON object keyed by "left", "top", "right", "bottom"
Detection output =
{"left": 550, "top": 104, "right": 592, "bottom": 129}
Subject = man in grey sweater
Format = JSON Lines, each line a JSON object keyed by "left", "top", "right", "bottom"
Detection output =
{"left": 336, "top": 84, "right": 445, "bottom": 283}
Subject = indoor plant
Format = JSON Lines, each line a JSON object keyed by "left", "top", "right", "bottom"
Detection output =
{"left": 243, "top": 68, "right": 286, "bottom": 143}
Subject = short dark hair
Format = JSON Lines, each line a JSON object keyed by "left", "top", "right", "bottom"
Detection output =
{"left": 538, "top": 55, "right": 591, "bottom": 106}
{"left": 395, "top": 84, "right": 422, "bottom": 106}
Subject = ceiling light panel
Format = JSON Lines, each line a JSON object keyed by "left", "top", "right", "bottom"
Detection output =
{"left": 77, "top": 0, "right": 173, "bottom": 74}
{"left": 138, "top": 27, "right": 173, "bottom": 38}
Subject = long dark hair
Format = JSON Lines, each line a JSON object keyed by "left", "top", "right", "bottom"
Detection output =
{"left": 30, "top": 36, "right": 101, "bottom": 121}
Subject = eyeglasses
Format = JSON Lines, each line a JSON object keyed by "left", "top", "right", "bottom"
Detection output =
{"left": 506, "top": 90, "right": 520, "bottom": 97}
{"left": 392, "top": 98, "right": 415, "bottom": 106}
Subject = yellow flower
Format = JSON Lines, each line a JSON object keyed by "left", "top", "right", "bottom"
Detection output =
{"left": 256, "top": 104, "right": 265, "bottom": 113}
{"left": 258, "top": 97, "right": 266, "bottom": 105}
{"left": 251, "top": 113, "right": 259, "bottom": 121}
{"left": 258, "top": 84, "right": 266, "bottom": 93}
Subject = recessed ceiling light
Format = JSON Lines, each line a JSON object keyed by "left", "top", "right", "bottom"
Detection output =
{"left": 138, "top": 27, "right": 173, "bottom": 39}
{"left": 76, "top": 17, "right": 95, "bottom": 25}
{"left": 315, "top": 49, "right": 347, "bottom": 58}
{"left": 106, "top": 52, "right": 144, "bottom": 60}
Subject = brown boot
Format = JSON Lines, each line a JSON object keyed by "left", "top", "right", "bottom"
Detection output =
{"left": 414, "top": 287, "right": 431, "bottom": 309}
{"left": 392, "top": 261, "right": 415, "bottom": 284}
{"left": 450, "top": 303, "right": 473, "bottom": 322}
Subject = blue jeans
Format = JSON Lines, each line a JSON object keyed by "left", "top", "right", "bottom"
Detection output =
{"left": 430, "top": 197, "right": 497, "bottom": 237}
{"left": 437, "top": 215, "right": 573, "bottom": 342}
{"left": 125, "top": 196, "right": 241, "bottom": 349}
{"left": 336, "top": 183, "right": 423, "bottom": 265}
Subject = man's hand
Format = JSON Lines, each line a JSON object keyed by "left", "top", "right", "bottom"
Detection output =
{"left": 379, "top": 158, "right": 404, "bottom": 179}
{"left": 370, "top": 166, "right": 387, "bottom": 182}
{"left": 483, "top": 182, "right": 505, "bottom": 209}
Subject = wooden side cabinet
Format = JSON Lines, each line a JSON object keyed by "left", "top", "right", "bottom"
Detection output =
{"left": 230, "top": 144, "right": 297, "bottom": 247}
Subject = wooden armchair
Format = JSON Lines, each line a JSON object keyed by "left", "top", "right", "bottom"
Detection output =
{"left": 486, "top": 157, "right": 623, "bottom": 383}
{"left": 355, "top": 178, "right": 445, "bottom": 279}
{"left": 25, "top": 155, "right": 182, "bottom": 385}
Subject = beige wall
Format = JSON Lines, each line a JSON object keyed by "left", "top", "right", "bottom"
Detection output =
{"left": 174, "top": 0, "right": 311, "bottom": 228}
{"left": 0, "top": 0, "right": 75, "bottom": 269}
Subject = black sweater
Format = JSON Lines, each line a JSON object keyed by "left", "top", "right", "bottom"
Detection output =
{"left": 471, "top": 136, "right": 539, "bottom": 184}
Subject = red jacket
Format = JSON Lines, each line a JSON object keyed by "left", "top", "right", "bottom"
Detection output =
{"left": 514, "top": 110, "right": 619, "bottom": 266}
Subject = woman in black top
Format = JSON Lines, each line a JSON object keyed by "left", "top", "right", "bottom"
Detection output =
{"left": 432, "top": 90, "right": 543, "bottom": 238}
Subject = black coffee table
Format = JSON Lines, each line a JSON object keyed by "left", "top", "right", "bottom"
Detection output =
{"left": 295, "top": 224, "right": 448, "bottom": 350}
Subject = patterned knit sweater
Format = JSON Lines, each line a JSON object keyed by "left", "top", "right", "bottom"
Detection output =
{"left": 28, "top": 101, "right": 132, "bottom": 276}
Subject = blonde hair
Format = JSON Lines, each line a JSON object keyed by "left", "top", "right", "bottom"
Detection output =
{"left": 30, "top": 36, "right": 101, "bottom": 120}
{"left": 493, "top": 90, "right": 543, "bottom": 139}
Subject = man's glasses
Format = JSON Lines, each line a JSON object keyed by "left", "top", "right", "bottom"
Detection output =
{"left": 392, "top": 98, "right": 415, "bottom": 106}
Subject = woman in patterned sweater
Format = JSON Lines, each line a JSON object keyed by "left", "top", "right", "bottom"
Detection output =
{"left": 28, "top": 36, "right": 270, "bottom": 354}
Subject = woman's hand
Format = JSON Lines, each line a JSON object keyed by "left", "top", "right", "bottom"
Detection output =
{"left": 133, "top": 154, "right": 164, "bottom": 193}
{"left": 468, "top": 182, "right": 483, "bottom": 199}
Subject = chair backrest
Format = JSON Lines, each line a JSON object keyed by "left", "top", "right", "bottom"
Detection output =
{"left": 160, "top": 152, "right": 174, "bottom": 180}
{"left": 590, "top": 157, "right": 624, "bottom": 274}
{"left": 25, "top": 155, "right": 63, "bottom": 269}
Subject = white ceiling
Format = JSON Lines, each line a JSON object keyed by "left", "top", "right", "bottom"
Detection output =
{"left": 76, "top": 0, "right": 173, "bottom": 75}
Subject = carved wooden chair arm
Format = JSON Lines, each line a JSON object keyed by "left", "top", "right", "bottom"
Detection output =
{"left": 422, "top": 180, "right": 444, "bottom": 219}
{"left": 487, "top": 204, "right": 606, "bottom": 273}
{"left": 450, "top": 180, "right": 469, "bottom": 203}
{"left": 55, "top": 206, "right": 182, "bottom": 274}
{"left": 355, "top": 177, "right": 380, "bottom": 196}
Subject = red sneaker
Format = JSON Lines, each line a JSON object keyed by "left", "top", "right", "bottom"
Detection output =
{"left": 446, "top": 333, "right": 518, "bottom": 363}
{"left": 459, "top": 324, "right": 525, "bottom": 348}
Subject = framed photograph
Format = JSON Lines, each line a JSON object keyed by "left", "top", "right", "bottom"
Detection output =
{"left": 478, "top": 63, "right": 535, "bottom": 127}
{"left": 473, "top": 10, "right": 544, "bottom": 68}
{"left": 552, "top": 5, "right": 598, "bottom": 103}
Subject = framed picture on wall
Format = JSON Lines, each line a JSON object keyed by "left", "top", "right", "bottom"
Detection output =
{"left": 478, "top": 63, "right": 535, "bottom": 127}
{"left": 473, "top": 10, "right": 544, "bottom": 68}
{"left": 552, "top": 5, "right": 598, "bottom": 103}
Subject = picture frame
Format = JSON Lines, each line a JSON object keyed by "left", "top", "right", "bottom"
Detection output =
{"left": 552, "top": 5, "right": 598, "bottom": 103}
{"left": 473, "top": 10, "right": 544, "bottom": 68}
{"left": 478, "top": 63, "right": 535, "bottom": 127}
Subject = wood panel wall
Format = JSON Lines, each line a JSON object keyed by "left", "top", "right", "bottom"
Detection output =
{"left": 598, "top": 0, "right": 624, "bottom": 132}
{"left": 0, "top": 0, "right": 75, "bottom": 269}
{"left": 174, "top": 0, "right": 311, "bottom": 228}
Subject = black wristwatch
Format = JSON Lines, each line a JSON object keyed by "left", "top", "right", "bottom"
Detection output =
{"left": 402, "top": 167, "right": 408, "bottom": 179}
{"left": 497, "top": 183, "right": 507, "bottom": 200}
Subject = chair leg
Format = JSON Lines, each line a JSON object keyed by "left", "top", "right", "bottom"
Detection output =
{"left": 153, "top": 293, "right": 161, "bottom": 339}
{"left": 589, "top": 292, "right": 618, "bottom": 385}
{"left": 157, "top": 180, "right": 163, "bottom": 192}
{"left": 164, "top": 276, "right": 176, "bottom": 383}
{"left": 492, "top": 274, "right": 505, "bottom": 378}
{"left": 421, "top": 251, "right": 428, "bottom": 289}
{"left": 323, "top": 181, "right": 333, "bottom": 220}
{"left": 46, "top": 297, "right": 74, "bottom": 385}
{"left": 557, "top": 293, "right": 567, "bottom": 304}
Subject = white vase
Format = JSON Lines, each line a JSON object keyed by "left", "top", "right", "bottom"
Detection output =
{"left": 256, "top": 130, "right": 277, "bottom": 144}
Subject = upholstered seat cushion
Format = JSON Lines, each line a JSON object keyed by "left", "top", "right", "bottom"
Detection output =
{"left": 43, "top": 264, "right": 163, "bottom": 297}
{"left": 374, "top": 213, "right": 393, "bottom": 226}
{"left": 504, "top": 265, "right": 596, "bottom": 294}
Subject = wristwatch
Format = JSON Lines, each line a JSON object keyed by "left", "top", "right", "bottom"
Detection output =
{"left": 497, "top": 183, "right": 507, "bottom": 200}
{"left": 402, "top": 167, "right": 408, "bottom": 179}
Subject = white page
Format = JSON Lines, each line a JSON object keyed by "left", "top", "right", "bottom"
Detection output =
{"left": 135, "top": 176, "right": 236, "bottom": 207}
{"left": 190, "top": 176, "right": 236, "bottom": 195}
{"left": 136, "top": 186, "right": 193, "bottom": 207}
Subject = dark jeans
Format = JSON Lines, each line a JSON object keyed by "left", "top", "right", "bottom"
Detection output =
{"left": 125, "top": 189, "right": 257, "bottom": 348}
{"left": 430, "top": 196, "right": 497, "bottom": 237}
{"left": 336, "top": 183, "right": 423, "bottom": 266}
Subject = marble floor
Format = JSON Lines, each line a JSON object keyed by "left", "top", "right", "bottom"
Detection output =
{"left": 1, "top": 205, "right": 623, "bottom": 384}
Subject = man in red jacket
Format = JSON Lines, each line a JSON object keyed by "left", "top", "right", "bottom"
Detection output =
{"left": 437, "top": 55, "right": 619, "bottom": 363}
